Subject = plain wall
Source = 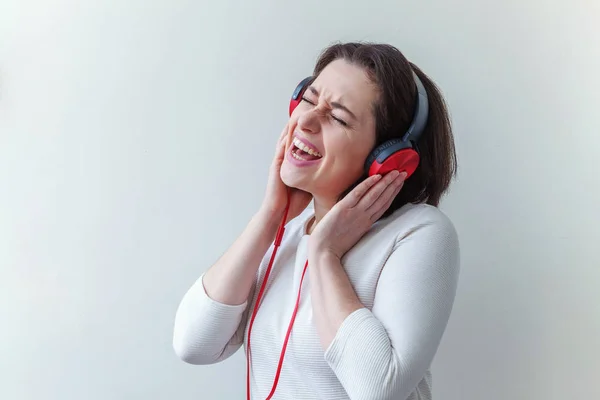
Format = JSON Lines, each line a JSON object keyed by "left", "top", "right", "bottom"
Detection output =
{"left": 1, "top": 1, "right": 599, "bottom": 399}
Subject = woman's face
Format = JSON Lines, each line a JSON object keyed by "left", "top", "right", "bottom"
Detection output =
{"left": 280, "top": 59, "right": 379, "bottom": 202}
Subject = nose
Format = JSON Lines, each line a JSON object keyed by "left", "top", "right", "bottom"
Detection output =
{"left": 296, "top": 108, "right": 321, "bottom": 135}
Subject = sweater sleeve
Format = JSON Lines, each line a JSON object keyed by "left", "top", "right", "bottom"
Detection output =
{"left": 172, "top": 273, "right": 252, "bottom": 365}
{"left": 323, "top": 215, "right": 460, "bottom": 400}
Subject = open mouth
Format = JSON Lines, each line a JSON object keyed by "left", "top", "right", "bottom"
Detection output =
{"left": 290, "top": 137, "right": 323, "bottom": 162}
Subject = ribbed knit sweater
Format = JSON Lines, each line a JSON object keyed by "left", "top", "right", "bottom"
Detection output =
{"left": 173, "top": 203, "right": 460, "bottom": 399}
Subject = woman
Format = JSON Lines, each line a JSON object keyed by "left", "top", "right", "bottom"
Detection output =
{"left": 173, "top": 42, "right": 460, "bottom": 400}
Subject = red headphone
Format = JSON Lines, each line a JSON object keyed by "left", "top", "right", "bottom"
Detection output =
{"left": 289, "top": 73, "right": 430, "bottom": 179}
{"left": 245, "top": 73, "right": 429, "bottom": 400}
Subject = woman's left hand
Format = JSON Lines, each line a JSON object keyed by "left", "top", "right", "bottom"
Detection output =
{"left": 308, "top": 170, "right": 407, "bottom": 260}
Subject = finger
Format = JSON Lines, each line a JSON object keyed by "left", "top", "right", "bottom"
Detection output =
{"left": 368, "top": 174, "right": 406, "bottom": 220}
{"left": 274, "top": 123, "right": 290, "bottom": 150}
{"left": 273, "top": 125, "right": 292, "bottom": 160}
{"left": 273, "top": 137, "right": 287, "bottom": 165}
{"left": 279, "top": 122, "right": 291, "bottom": 142}
{"left": 354, "top": 170, "right": 401, "bottom": 210}
{"left": 343, "top": 174, "right": 383, "bottom": 208}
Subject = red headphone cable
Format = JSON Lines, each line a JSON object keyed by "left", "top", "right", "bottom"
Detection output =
{"left": 246, "top": 188, "right": 309, "bottom": 400}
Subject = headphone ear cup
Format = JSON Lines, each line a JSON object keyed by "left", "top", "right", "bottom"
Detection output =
{"left": 289, "top": 77, "right": 313, "bottom": 116}
{"left": 365, "top": 140, "right": 420, "bottom": 178}
{"left": 289, "top": 96, "right": 301, "bottom": 116}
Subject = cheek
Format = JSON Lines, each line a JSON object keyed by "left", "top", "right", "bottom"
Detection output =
{"left": 324, "top": 135, "right": 371, "bottom": 166}
{"left": 320, "top": 140, "right": 368, "bottom": 183}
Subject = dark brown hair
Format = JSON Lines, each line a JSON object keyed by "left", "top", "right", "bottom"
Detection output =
{"left": 313, "top": 42, "right": 457, "bottom": 218}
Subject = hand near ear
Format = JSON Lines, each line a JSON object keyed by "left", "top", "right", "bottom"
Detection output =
{"left": 308, "top": 170, "right": 406, "bottom": 260}
{"left": 260, "top": 123, "right": 313, "bottom": 223}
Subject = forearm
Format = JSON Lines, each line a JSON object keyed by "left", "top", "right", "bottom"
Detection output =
{"left": 203, "top": 208, "right": 281, "bottom": 305}
{"left": 308, "top": 217, "right": 460, "bottom": 400}
{"left": 308, "top": 250, "right": 364, "bottom": 349}
{"left": 308, "top": 250, "right": 403, "bottom": 400}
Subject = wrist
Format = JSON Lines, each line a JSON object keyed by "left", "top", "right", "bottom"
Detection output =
{"left": 257, "top": 202, "right": 285, "bottom": 222}
{"left": 308, "top": 246, "right": 341, "bottom": 266}
{"left": 253, "top": 207, "right": 284, "bottom": 237}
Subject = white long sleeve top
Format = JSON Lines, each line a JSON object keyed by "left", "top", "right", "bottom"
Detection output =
{"left": 173, "top": 203, "right": 460, "bottom": 400}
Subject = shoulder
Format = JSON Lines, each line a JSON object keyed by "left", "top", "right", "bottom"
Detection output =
{"left": 343, "top": 202, "right": 459, "bottom": 270}
{"left": 368, "top": 203, "right": 460, "bottom": 275}
{"left": 376, "top": 203, "right": 458, "bottom": 247}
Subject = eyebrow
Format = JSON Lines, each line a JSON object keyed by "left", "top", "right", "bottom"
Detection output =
{"left": 308, "top": 86, "right": 357, "bottom": 120}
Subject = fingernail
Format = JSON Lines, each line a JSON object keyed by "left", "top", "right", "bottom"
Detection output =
{"left": 399, "top": 172, "right": 407, "bottom": 180}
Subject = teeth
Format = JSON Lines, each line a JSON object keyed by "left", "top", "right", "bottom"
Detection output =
{"left": 293, "top": 137, "right": 322, "bottom": 157}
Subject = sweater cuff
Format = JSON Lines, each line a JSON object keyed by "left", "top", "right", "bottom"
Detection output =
{"left": 323, "top": 307, "right": 373, "bottom": 366}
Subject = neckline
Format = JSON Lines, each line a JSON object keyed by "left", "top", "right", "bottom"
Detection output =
{"left": 301, "top": 211, "right": 315, "bottom": 236}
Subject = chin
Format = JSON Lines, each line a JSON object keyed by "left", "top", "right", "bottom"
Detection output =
{"left": 280, "top": 161, "right": 311, "bottom": 192}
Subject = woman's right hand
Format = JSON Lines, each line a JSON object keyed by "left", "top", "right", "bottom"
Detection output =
{"left": 198, "top": 123, "right": 311, "bottom": 314}
{"left": 259, "top": 123, "right": 313, "bottom": 225}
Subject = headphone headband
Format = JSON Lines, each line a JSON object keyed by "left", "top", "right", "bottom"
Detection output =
{"left": 402, "top": 71, "right": 429, "bottom": 143}
{"left": 289, "top": 68, "right": 429, "bottom": 178}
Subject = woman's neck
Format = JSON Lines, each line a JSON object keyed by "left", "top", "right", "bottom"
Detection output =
{"left": 307, "top": 197, "right": 336, "bottom": 235}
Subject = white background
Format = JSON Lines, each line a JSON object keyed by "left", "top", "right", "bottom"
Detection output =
{"left": 1, "top": 1, "right": 599, "bottom": 399}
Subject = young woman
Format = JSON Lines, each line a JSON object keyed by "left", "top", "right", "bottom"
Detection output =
{"left": 173, "top": 42, "right": 460, "bottom": 400}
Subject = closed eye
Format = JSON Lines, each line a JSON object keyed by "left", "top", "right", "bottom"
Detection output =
{"left": 302, "top": 97, "right": 348, "bottom": 126}
{"left": 301, "top": 96, "right": 315, "bottom": 105}
{"left": 332, "top": 115, "right": 348, "bottom": 126}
